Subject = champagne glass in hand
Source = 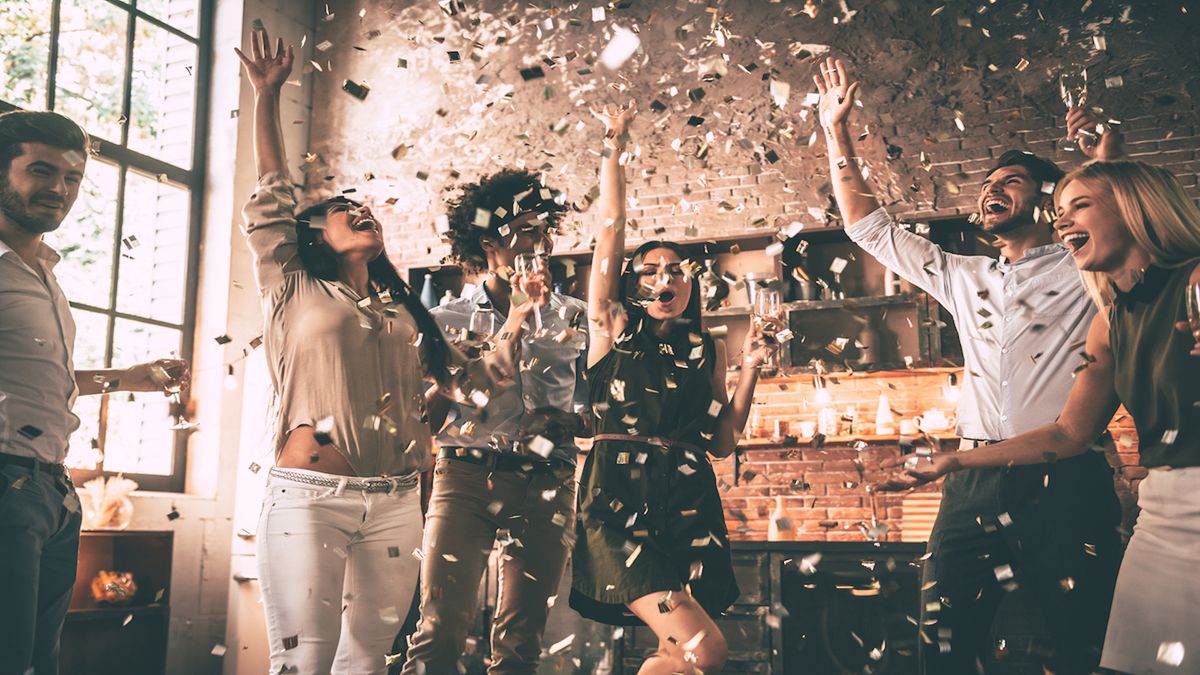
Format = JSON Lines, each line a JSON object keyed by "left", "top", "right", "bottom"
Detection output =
{"left": 1184, "top": 281, "right": 1200, "bottom": 356}
{"left": 148, "top": 352, "right": 195, "bottom": 431}
{"left": 469, "top": 307, "right": 497, "bottom": 340}
{"left": 753, "top": 288, "right": 784, "bottom": 374}
{"left": 1058, "top": 70, "right": 1090, "bottom": 150}
{"left": 514, "top": 253, "right": 549, "bottom": 333}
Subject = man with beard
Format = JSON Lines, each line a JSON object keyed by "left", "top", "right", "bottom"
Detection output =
{"left": 813, "top": 59, "right": 1125, "bottom": 673}
{"left": 0, "top": 110, "right": 188, "bottom": 675}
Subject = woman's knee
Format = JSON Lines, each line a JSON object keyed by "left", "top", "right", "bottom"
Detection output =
{"left": 684, "top": 631, "right": 728, "bottom": 671}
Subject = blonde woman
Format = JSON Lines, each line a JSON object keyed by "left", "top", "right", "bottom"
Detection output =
{"left": 883, "top": 160, "right": 1200, "bottom": 674}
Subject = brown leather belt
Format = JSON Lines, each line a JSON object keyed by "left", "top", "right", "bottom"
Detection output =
{"left": 590, "top": 433, "right": 707, "bottom": 456}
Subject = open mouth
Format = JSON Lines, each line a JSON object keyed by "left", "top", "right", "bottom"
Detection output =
{"left": 656, "top": 290, "right": 676, "bottom": 303}
{"left": 982, "top": 197, "right": 1010, "bottom": 216}
{"left": 352, "top": 217, "right": 378, "bottom": 233}
{"left": 1061, "top": 231, "right": 1090, "bottom": 253}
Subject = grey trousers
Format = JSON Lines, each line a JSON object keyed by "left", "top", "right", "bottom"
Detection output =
{"left": 0, "top": 462, "right": 81, "bottom": 675}
{"left": 401, "top": 457, "right": 576, "bottom": 675}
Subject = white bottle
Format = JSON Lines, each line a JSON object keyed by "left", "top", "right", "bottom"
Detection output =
{"left": 875, "top": 393, "right": 896, "bottom": 436}
{"left": 767, "top": 496, "right": 786, "bottom": 541}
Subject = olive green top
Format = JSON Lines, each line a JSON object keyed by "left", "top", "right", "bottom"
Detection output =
{"left": 1108, "top": 263, "right": 1200, "bottom": 468}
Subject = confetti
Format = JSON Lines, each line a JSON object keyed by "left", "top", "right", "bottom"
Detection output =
{"left": 1157, "top": 642, "right": 1185, "bottom": 667}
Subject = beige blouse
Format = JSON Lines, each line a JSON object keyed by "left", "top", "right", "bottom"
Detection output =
{"left": 241, "top": 172, "right": 432, "bottom": 476}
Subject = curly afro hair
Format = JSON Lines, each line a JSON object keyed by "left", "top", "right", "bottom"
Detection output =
{"left": 442, "top": 169, "right": 566, "bottom": 272}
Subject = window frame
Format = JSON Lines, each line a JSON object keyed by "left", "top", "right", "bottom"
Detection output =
{"left": 1, "top": 0, "right": 213, "bottom": 492}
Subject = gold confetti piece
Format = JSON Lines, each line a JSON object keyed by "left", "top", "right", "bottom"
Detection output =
{"left": 1015, "top": 58, "right": 1030, "bottom": 71}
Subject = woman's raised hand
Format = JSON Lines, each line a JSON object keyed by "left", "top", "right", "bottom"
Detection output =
{"left": 589, "top": 99, "right": 638, "bottom": 141}
{"left": 813, "top": 57, "right": 860, "bottom": 130}
{"left": 234, "top": 26, "right": 294, "bottom": 93}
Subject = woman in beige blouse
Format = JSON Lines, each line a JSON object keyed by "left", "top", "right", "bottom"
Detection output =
{"left": 234, "top": 26, "right": 522, "bottom": 674}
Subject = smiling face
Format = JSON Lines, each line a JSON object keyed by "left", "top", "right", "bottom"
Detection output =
{"left": 978, "top": 165, "right": 1044, "bottom": 235}
{"left": 315, "top": 200, "right": 384, "bottom": 260}
{"left": 482, "top": 210, "right": 554, "bottom": 272}
{"left": 1054, "top": 179, "right": 1140, "bottom": 273}
{"left": 635, "top": 247, "right": 693, "bottom": 320}
{"left": 0, "top": 142, "right": 84, "bottom": 234}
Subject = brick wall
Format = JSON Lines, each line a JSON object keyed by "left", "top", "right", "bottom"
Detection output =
{"left": 300, "top": 0, "right": 1192, "bottom": 539}
{"left": 304, "top": 0, "right": 1199, "bottom": 267}
{"left": 716, "top": 368, "right": 1141, "bottom": 541}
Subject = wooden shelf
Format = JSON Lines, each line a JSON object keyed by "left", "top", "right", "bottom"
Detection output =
{"left": 705, "top": 292, "right": 924, "bottom": 318}
{"left": 736, "top": 433, "right": 960, "bottom": 448}
{"left": 66, "top": 604, "right": 168, "bottom": 621}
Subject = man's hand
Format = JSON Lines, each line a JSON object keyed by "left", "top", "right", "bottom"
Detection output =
{"left": 234, "top": 26, "right": 294, "bottom": 93}
{"left": 874, "top": 451, "right": 958, "bottom": 492}
{"left": 1067, "top": 106, "right": 1125, "bottom": 160}
{"left": 813, "top": 57, "right": 860, "bottom": 131}
{"left": 122, "top": 359, "right": 190, "bottom": 394}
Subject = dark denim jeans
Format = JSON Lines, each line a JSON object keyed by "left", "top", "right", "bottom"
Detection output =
{"left": 0, "top": 461, "right": 82, "bottom": 675}
{"left": 920, "top": 450, "right": 1123, "bottom": 675}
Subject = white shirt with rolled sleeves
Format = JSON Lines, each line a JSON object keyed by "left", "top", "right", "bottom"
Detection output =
{"left": 0, "top": 238, "right": 79, "bottom": 463}
{"left": 845, "top": 207, "right": 1095, "bottom": 441}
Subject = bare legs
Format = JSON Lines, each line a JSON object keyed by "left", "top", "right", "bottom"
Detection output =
{"left": 626, "top": 589, "right": 728, "bottom": 674}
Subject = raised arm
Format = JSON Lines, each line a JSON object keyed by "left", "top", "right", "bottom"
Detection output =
{"left": 879, "top": 313, "right": 1121, "bottom": 489}
{"left": 234, "top": 27, "right": 293, "bottom": 178}
{"left": 709, "top": 320, "right": 781, "bottom": 458}
{"left": 586, "top": 100, "right": 637, "bottom": 367}
{"left": 814, "top": 57, "right": 963, "bottom": 308}
{"left": 234, "top": 27, "right": 305, "bottom": 293}
{"left": 815, "top": 58, "right": 875, "bottom": 224}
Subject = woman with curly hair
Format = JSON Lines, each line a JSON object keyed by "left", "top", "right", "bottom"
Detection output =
{"left": 402, "top": 170, "right": 590, "bottom": 674}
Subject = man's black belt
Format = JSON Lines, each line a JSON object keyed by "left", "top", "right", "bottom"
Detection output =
{"left": 0, "top": 452, "right": 66, "bottom": 476}
{"left": 438, "top": 447, "right": 572, "bottom": 473}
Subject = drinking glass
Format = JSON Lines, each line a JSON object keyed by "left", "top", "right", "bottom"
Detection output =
{"left": 514, "top": 253, "right": 548, "bottom": 332}
{"left": 1059, "top": 71, "right": 1091, "bottom": 150}
{"left": 1186, "top": 281, "right": 1200, "bottom": 335}
{"left": 754, "top": 288, "right": 783, "bottom": 373}
{"left": 154, "top": 352, "right": 195, "bottom": 431}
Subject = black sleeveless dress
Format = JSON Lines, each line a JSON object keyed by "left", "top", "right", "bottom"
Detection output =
{"left": 569, "top": 322, "right": 739, "bottom": 625}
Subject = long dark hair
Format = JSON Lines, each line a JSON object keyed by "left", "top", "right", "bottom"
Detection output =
{"left": 619, "top": 240, "right": 703, "bottom": 339}
{"left": 295, "top": 196, "right": 451, "bottom": 387}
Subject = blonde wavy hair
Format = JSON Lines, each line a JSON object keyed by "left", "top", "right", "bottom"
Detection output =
{"left": 1054, "top": 159, "right": 1200, "bottom": 312}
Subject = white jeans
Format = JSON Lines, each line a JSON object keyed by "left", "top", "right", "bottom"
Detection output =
{"left": 1101, "top": 466, "right": 1200, "bottom": 675}
{"left": 257, "top": 468, "right": 423, "bottom": 675}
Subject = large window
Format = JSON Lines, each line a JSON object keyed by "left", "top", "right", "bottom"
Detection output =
{"left": 1, "top": 0, "right": 211, "bottom": 492}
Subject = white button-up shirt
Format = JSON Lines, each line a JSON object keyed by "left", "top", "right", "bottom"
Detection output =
{"left": 0, "top": 238, "right": 79, "bottom": 463}
{"left": 846, "top": 208, "right": 1095, "bottom": 440}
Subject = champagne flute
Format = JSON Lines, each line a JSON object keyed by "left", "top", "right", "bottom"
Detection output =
{"left": 1059, "top": 70, "right": 1090, "bottom": 150}
{"left": 1186, "top": 281, "right": 1200, "bottom": 337}
{"left": 754, "top": 287, "right": 783, "bottom": 374}
{"left": 153, "top": 352, "right": 195, "bottom": 431}
{"left": 514, "top": 253, "right": 548, "bottom": 333}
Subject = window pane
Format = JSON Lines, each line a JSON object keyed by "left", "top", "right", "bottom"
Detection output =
{"left": 117, "top": 171, "right": 189, "bottom": 324}
{"left": 54, "top": 0, "right": 129, "bottom": 142}
{"left": 104, "top": 319, "right": 181, "bottom": 475}
{"left": 137, "top": 0, "right": 199, "bottom": 37}
{"left": 0, "top": 1, "right": 52, "bottom": 108}
{"left": 64, "top": 309, "right": 110, "bottom": 471}
{"left": 52, "top": 159, "right": 119, "bottom": 309}
{"left": 128, "top": 18, "right": 196, "bottom": 166}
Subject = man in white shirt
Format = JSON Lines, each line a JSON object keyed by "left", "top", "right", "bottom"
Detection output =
{"left": 0, "top": 110, "right": 188, "bottom": 675}
{"left": 813, "top": 59, "right": 1125, "bottom": 673}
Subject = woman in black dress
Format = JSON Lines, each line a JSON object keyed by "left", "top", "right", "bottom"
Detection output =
{"left": 570, "top": 101, "right": 779, "bottom": 674}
